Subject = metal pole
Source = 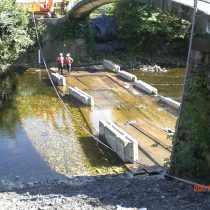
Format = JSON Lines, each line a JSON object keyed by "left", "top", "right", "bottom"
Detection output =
{"left": 174, "top": 0, "right": 198, "bottom": 137}
{"left": 38, "top": 49, "right": 41, "bottom": 65}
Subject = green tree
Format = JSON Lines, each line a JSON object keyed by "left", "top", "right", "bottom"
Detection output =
{"left": 0, "top": 0, "right": 33, "bottom": 64}
{"left": 114, "top": 0, "right": 187, "bottom": 54}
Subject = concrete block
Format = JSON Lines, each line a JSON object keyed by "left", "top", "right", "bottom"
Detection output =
{"left": 118, "top": 70, "right": 137, "bottom": 82}
{"left": 99, "top": 120, "right": 106, "bottom": 138}
{"left": 135, "top": 80, "right": 158, "bottom": 95}
{"left": 51, "top": 73, "right": 66, "bottom": 86}
{"left": 69, "top": 87, "right": 94, "bottom": 106}
{"left": 104, "top": 126, "right": 118, "bottom": 152}
{"left": 159, "top": 96, "right": 180, "bottom": 109}
{"left": 124, "top": 135, "right": 138, "bottom": 163}
{"left": 99, "top": 120, "right": 138, "bottom": 163}
{"left": 103, "top": 59, "right": 120, "bottom": 72}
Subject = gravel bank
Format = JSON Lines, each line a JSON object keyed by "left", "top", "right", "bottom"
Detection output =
{"left": 0, "top": 174, "right": 209, "bottom": 210}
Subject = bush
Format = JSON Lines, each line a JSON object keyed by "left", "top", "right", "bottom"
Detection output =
{"left": 0, "top": 0, "right": 34, "bottom": 64}
{"left": 114, "top": 0, "right": 188, "bottom": 54}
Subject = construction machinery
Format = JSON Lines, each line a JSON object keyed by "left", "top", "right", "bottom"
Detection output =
{"left": 29, "top": 0, "right": 56, "bottom": 18}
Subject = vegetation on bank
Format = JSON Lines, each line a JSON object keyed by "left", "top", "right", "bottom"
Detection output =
{"left": 113, "top": 0, "right": 189, "bottom": 56}
{"left": 0, "top": 0, "right": 189, "bottom": 66}
{"left": 171, "top": 70, "right": 210, "bottom": 182}
{"left": 0, "top": 0, "right": 33, "bottom": 65}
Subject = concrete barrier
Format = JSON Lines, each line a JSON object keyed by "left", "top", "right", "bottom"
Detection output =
{"left": 99, "top": 120, "right": 138, "bottom": 163}
{"left": 118, "top": 70, "right": 137, "bottom": 82}
{"left": 134, "top": 80, "right": 158, "bottom": 95}
{"left": 103, "top": 59, "right": 120, "bottom": 72}
{"left": 159, "top": 96, "right": 180, "bottom": 109}
{"left": 51, "top": 73, "right": 66, "bottom": 86}
{"left": 69, "top": 87, "right": 94, "bottom": 106}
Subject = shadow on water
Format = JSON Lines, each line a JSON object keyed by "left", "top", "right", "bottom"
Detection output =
{"left": 0, "top": 71, "right": 67, "bottom": 182}
{"left": 79, "top": 136, "right": 123, "bottom": 168}
{"left": 0, "top": 68, "right": 124, "bottom": 183}
{"left": 0, "top": 69, "right": 208, "bottom": 210}
{"left": 62, "top": 96, "right": 125, "bottom": 173}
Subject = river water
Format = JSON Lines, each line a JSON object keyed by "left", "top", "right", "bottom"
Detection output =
{"left": 0, "top": 68, "right": 184, "bottom": 182}
{"left": 129, "top": 68, "right": 184, "bottom": 101}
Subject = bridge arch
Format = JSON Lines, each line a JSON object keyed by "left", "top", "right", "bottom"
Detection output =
{"left": 64, "top": 0, "right": 210, "bottom": 35}
{"left": 66, "top": 0, "right": 117, "bottom": 19}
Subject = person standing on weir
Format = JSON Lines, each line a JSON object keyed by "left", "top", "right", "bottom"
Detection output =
{"left": 65, "top": 53, "right": 74, "bottom": 76}
{"left": 57, "top": 53, "right": 64, "bottom": 75}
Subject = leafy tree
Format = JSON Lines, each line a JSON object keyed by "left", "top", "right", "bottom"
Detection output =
{"left": 114, "top": 0, "right": 187, "bottom": 54}
{"left": 0, "top": 0, "right": 33, "bottom": 64}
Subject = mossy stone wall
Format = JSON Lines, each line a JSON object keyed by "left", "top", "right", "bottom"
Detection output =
{"left": 171, "top": 37, "right": 210, "bottom": 183}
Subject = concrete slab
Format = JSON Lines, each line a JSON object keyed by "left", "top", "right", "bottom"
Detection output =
{"left": 69, "top": 87, "right": 94, "bottom": 106}
{"left": 51, "top": 73, "right": 66, "bottom": 86}
{"left": 99, "top": 120, "right": 138, "bottom": 163}
{"left": 103, "top": 59, "right": 120, "bottom": 72}
{"left": 118, "top": 70, "right": 137, "bottom": 82}
{"left": 117, "top": 122, "right": 171, "bottom": 167}
{"left": 129, "top": 119, "right": 172, "bottom": 150}
{"left": 60, "top": 71, "right": 177, "bottom": 170}
{"left": 159, "top": 96, "right": 180, "bottom": 109}
{"left": 135, "top": 80, "right": 158, "bottom": 95}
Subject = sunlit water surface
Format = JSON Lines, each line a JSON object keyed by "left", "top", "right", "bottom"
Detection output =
{"left": 0, "top": 68, "right": 184, "bottom": 182}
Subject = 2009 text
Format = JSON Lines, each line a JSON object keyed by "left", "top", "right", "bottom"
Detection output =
{"left": 194, "top": 185, "right": 210, "bottom": 192}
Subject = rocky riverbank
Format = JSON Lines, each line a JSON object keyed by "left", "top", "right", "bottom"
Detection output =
{"left": 0, "top": 173, "right": 209, "bottom": 210}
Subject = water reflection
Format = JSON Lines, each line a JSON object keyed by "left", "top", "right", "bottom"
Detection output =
{"left": 0, "top": 69, "right": 125, "bottom": 181}
{"left": 0, "top": 68, "right": 184, "bottom": 181}
{"left": 0, "top": 72, "right": 64, "bottom": 182}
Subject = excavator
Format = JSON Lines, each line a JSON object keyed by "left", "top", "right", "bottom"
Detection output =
{"left": 29, "top": 0, "right": 57, "bottom": 18}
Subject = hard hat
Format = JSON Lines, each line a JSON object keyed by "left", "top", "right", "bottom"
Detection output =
{"left": 66, "top": 53, "right": 70, "bottom": 56}
{"left": 59, "top": 53, "right": 63, "bottom": 56}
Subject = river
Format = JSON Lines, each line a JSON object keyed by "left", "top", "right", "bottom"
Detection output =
{"left": 0, "top": 67, "right": 184, "bottom": 182}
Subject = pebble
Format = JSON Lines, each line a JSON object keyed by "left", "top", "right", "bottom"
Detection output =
{"left": 28, "top": 182, "right": 35, "bottom": 187}
{"left": 0, "top": 176, "right": 208, "bottom": 210}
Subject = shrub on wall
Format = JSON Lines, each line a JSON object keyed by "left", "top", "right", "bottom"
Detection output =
{"left": 171, "top": 70, "right": 210, "bottom": 181}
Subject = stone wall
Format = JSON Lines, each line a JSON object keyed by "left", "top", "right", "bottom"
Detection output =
{"left": 38, "top": 19, "right": 88, "bottom": 66}
{"left": 42, "top": 38, "right": 87, "bottom": 65}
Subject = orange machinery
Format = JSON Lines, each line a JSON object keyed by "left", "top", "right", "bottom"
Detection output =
{"left": 30, "top": 0, "right": 53, "bottom": 16}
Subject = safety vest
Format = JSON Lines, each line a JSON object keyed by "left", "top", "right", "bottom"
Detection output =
{"left": 57, "top": 56, "right": 63, "bottom": 64}
{"left": 65, "top": 57, "right": 71, "bottom": 64}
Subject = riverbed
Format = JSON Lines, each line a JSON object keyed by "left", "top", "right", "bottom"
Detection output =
{"left": 0, "top": 68, "right": 184, "bottom": 182}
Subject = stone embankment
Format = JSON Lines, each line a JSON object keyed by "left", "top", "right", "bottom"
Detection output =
{"left": 0, "top": 174, "right": 209, "bottom": 210}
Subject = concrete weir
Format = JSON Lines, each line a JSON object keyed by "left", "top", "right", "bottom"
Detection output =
{"left": 135, "top": 80, "right": 158, "bottom": 95}
{"left": 99, "top": 120, "right": 138, "bottom": 163}
{"left": 103, "top": 59, "right": 120, "bottom": 72}
{"left": 117, "top": 70, "right": 137, "bottom": 82}
{"left": 69, "top": 87, "right": 94, "bottom": 106}
{"left": 51, "top": 73, "right": 66, "bottom": 86}
{"left": 159, "top": 96, "right": 180, "bottom": 109}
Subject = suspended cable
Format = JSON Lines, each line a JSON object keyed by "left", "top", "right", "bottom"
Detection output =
{"left": 31, "top": 9, "right": 206, "bottom": 186}
{"left": 31, "top": 11, "right": 125, "bottom": 158}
